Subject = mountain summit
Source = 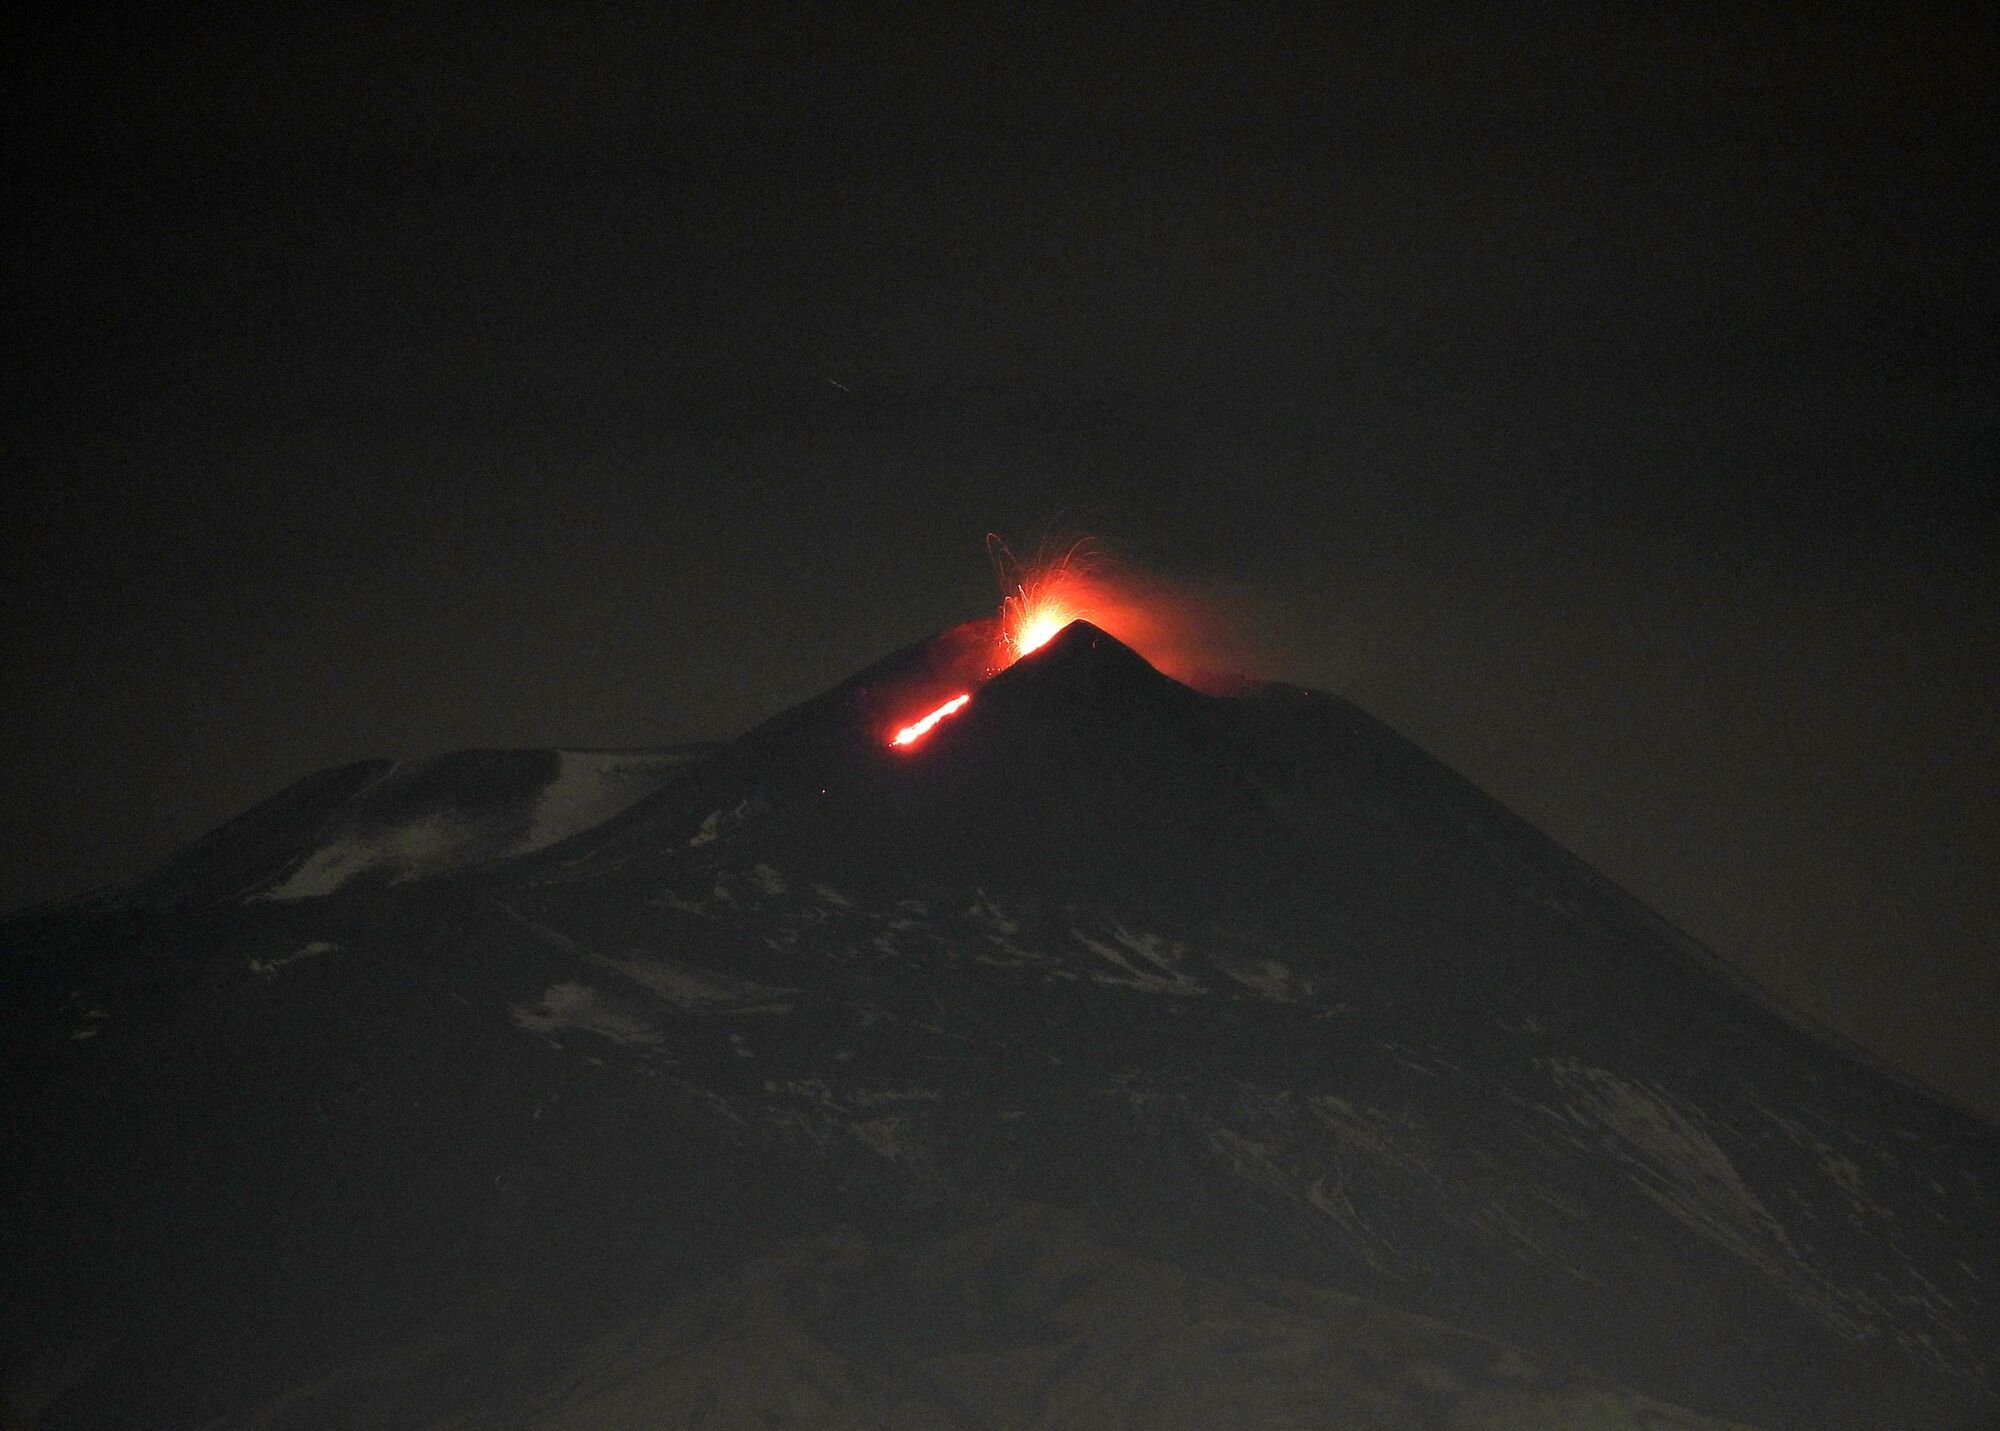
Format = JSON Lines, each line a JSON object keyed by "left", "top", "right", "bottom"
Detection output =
{"left": 4, "top": 623, "right": 1995, "bottom": 1429}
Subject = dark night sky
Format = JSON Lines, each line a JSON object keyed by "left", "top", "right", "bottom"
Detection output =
{"left": 6, "top": 6, "right": 1995, "bottom": 1113}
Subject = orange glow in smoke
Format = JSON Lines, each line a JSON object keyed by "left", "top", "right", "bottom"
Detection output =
{"left": 890, "top": 692, "right": 971, "bottom": 747}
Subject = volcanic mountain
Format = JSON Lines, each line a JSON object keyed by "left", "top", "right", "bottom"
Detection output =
{"left": 3, "top": 622, "right": 1995, "bottom": 1429}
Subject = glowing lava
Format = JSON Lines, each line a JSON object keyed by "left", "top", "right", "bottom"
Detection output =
{"left": 890, "top": 692, "right": 971, "bottom": 747}
{"left": 1010, "top": 604, "right": 1075, "bottom": 658}
{"left": 996, "top": 536, "right": 1104, "bottom": 664}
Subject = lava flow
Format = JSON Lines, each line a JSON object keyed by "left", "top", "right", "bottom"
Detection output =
{"left": 890, "top": 693, "right": 971, "bottom": 747}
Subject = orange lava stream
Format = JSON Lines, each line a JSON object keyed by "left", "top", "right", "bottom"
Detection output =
{"left": 890, "top": 692, "right": 971, "bottom": 747}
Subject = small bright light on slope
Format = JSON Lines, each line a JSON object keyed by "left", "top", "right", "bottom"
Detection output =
{"left": 891, "top": 693, "right": 971, "bottom": 747}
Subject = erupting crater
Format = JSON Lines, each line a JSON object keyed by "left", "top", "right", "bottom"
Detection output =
{"left": 885, "top": 539, "right": 1117, "bottom": 749}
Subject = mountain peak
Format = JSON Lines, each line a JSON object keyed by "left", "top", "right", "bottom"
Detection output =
{"left": 1010, "top": 617, "right": 1154, "bottom": 670}
{"left": 975, "top": 618, "right": 1185, "bottom": 713}
{"left": 1020, "top": 617, "right": 1134, "bottom": 663}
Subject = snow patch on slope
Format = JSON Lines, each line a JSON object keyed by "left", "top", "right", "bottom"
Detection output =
{"left": 256, "top": 750, "right": 695, "bottom": 899}
{"left": 1071, "top": 923, "right": 1203, "bottom": 994}
{"left": 517, "top": 752, "right": 693, "bottom": 855}
{"left": 1541, "top": 1057, "right": 1882, "bottom": 1341}
{"left": 512, "top": 983, "right": 661, "bottom": 1046}
{"left": 600, "top": 951, "right": 796, "bottom": 1013}
{"left": 249, "top": 941, "right": 341, "bottom": 976}
{"left": 259, "top": 814, "right": 492, "bottom": 899}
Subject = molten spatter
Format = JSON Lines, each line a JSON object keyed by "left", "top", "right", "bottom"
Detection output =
{"left": 1010, "top": 603, "right": 1075, "bottom": 659}
{"left": 890, "top": 692, "right": 971, "bottom": 748}
{"left": 995, "top": 535, "right": 1106, "bottom": 664}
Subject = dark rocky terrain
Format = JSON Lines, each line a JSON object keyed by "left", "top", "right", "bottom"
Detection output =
{"left": 4, "top": 622, "right": 1994, "bottom": 1428}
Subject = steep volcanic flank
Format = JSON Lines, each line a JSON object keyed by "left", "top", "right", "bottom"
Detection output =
{"left": 3, "top": 624, "right": 1995, "bottom": 1429}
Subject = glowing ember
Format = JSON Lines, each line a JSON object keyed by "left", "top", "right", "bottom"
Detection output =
{"left": 890, "top": 692, "right": 971, "bottom": 747}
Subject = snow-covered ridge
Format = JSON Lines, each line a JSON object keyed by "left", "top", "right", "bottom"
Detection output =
{"left": 254, "top": 748, "right": 708, "bottom": 899}
{"left": 98, "top": 746, "right": 714, "bottom": 908}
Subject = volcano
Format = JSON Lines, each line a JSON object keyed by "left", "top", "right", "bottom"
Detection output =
{"left": 4, "top": 622, "right": 1995, "bottom": 1429}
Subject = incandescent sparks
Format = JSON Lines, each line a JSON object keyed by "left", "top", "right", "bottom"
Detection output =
{"left": 890, "top": 693, "right": 971, "bottom": 747}
{"left": 995, "top": 535, "right": 1107, "bottom": 662}
{"left": 1010, "top": 606, "right": 1073, "bottom": 659}
{"left": 885, "top": 536, "right": 1132, "bottom": 749}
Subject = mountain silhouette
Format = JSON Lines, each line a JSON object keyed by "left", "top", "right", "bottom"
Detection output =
{"left": 4, "top": 622, "right": 1993, "bottom": 1428}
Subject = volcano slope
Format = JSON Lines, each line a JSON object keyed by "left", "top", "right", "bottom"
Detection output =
{"left": 3, "top": 622, "right": 1995, "bottom": 1429}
